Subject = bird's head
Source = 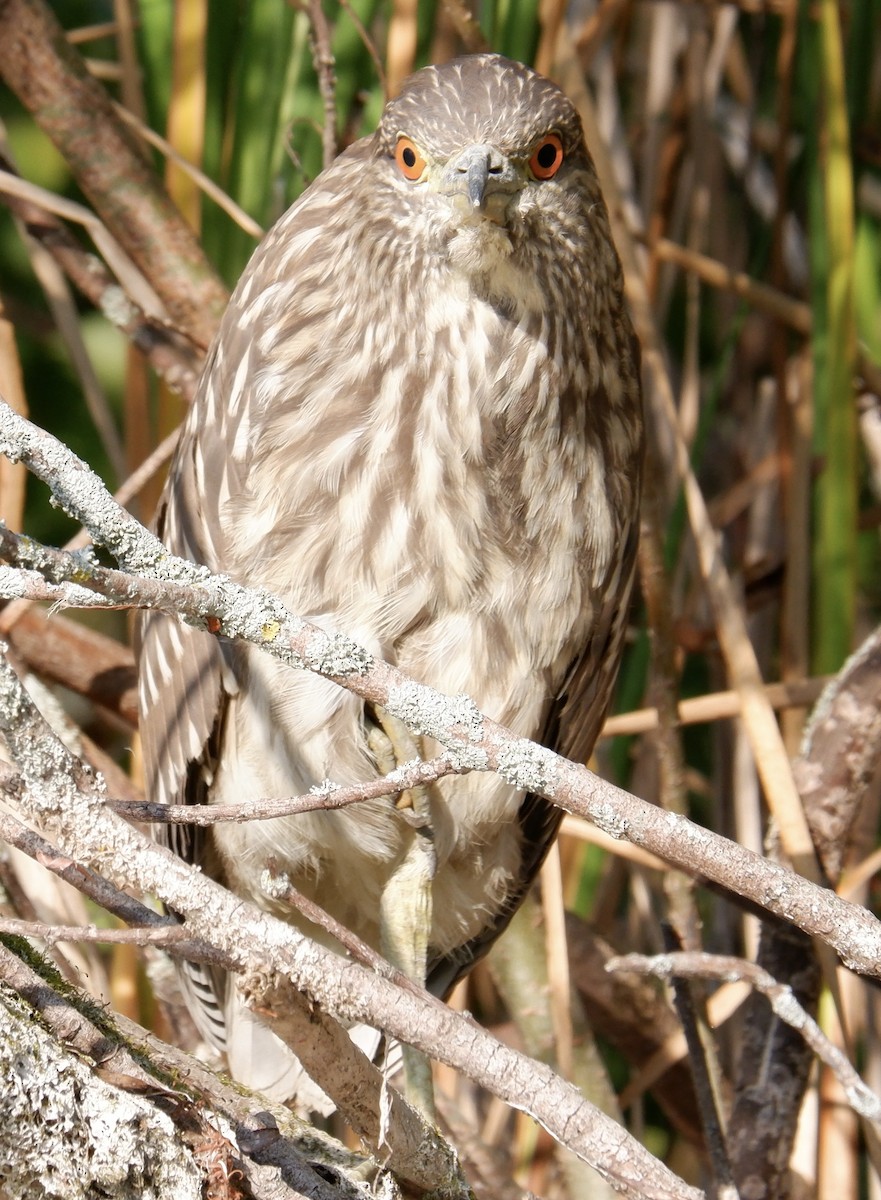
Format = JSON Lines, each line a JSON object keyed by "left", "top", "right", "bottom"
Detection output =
{"left": 371, "top": 54, "right": 601, "bottom": 282}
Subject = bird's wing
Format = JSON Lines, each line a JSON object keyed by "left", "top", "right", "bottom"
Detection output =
{"left": 136, "top": 345, "right": 247, "bottom": 1052}
{"left": 426, "top": 522, "right": 641, "bottom": 999}
{"left": 137, "top": 582, "right": 231, "bottom": 1050}
{"left": 135, "top": 149, "right": 380, "bottom": 1058}
{"left": 546, "top": 522, "right": 641, "bottom": 766}
{"left": 137, "top": 351, "right": 236, "bottom": 828}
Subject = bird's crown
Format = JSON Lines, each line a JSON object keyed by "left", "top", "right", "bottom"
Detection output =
{"left": 376, "top": 54, "right": 585, "bottom": 163}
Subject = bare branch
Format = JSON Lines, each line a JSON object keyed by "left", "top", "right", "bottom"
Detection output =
{"left": 302, "top": 0, "right": 338, "bottom": 169}
{"left": 609, "top": 951, "right": 881, "bottom": 1127}
{"left": 113, "top": 755, "right": 461, "bottom": 824}
{"left": 0, "top": 0, "right": 227, "bottom": 347}
{"left": 0, "top": 916, "right": 207, "bottom": 953}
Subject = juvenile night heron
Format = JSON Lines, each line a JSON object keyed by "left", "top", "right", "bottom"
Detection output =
{"left": 138, "top": 53, "right": 644, "bottom": 1106}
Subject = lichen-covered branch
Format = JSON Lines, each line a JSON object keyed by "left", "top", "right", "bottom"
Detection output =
{"left": 0, "top": 644, "right": 699, "bottom": 1200}
{"left": 0, "top": 938, "right": 374, "bottom": 1200}
{"left": 0, "top": 971, "right": 204, "bottom": 1200}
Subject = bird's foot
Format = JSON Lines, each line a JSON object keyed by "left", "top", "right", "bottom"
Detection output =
{"left": 367, "top": 707, "right": 433, "bottom": 823}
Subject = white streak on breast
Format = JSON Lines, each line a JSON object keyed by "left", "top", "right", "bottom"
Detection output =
{"left": 226, "top": 347, "right": 252, "bottom": 419}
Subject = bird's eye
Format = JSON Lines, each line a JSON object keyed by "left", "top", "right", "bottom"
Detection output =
{"left": 395, "top": 137, "right": 427, "bottom": 181}
{"left": 529, "top": 134, "right": 564, "bottom": 180}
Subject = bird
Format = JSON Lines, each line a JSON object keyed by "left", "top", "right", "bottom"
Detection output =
{"left": 137, "top": 52, "right": 644, "bottom": 1107}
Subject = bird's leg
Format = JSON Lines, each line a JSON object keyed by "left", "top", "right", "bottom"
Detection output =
{"left": 367, "top": 706, "right": 437, "bottom": 1120}
{"left": 365, "top": 716, "right": 397, "bottom": 775}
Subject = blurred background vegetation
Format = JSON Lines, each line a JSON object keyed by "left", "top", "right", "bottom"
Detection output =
{"left": 0, "top": 0, "right": 880, "bottom": 1196}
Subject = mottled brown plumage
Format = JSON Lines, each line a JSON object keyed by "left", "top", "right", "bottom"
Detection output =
{"left": 138, "top": 53, "right": 643, "bottom": 1103}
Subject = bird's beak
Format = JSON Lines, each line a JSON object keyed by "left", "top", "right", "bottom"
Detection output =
{"left": 440, "top": 144, "right": 524, "bottom": 223}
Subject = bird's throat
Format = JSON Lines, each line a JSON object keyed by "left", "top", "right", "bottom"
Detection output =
{"left": 445, "top": 219, "right": 544, "bottom": 320}
{"left": 447, "top": 217, "right": 513, "bottom": 277}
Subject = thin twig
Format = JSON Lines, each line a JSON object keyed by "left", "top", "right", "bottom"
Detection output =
{"left": 113, "top": 427, "right": 181, "bottom": 512}
{"left": 111, "top": 755, "right": 461, "bottom": 824}
{"left": 337, "top": 0, "right": 386, "bottom": 94}
{"left": 303, "top": 0, "right": 338, "bottom": 169}
{"left": 0, "top": 916, "right": 208, "bottom": 954}
{"left": 260, "top": 867, "right": 429, "bottom": 993}
{"left": 114, "top": 103, "right": 264, "bottom": 238}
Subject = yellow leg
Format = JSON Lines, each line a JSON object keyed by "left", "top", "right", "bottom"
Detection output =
{"left": 368, "top": 707, "right": 437, "bottom": 1120}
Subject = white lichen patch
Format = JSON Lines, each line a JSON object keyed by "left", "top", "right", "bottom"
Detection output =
{"left": 587, "top": 800, "right": 630, "bottom": 840}
{"left": 100, "top": 284, "right": 138, "bottom": 329}
{"left": 303, "top": 630, "right": 374, "bottom": 677}
{"left": 0, "top": 565, "right": 28, "bottom": 598}
{"left": 0, "top": 988, "right": 202, "bottom": 1199}
{"left": 309, "top": 778, "right": 341, "bottom": 796}
{"left": 5, "top": 535, "right": 68, "bottom": 580}
{"left": 260, "top": 866, "right": 292, "bottom": 899}
{"left": 496, "top": 738, "right": 559, "bottom": 796}
{"left": 384, "top": 683, "right": 488, "bottom": 770}
{"left": 385, "top": 683, "right": 483, "bottom": 741}
{"left": 444, "top": 742, "right": 490, "bottom": 772}
{"left": 0, "top": 567, "right": 104, "bottom": 609}
{"left": 385, "top": 759, "right": 435, "bottom": 786}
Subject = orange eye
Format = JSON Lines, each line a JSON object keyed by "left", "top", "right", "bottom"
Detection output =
{"left": 395, "top": 137, "right": 426, "bottom": 181}
{"left": 529, "top": 133, "right": 564, "bottom": 180}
